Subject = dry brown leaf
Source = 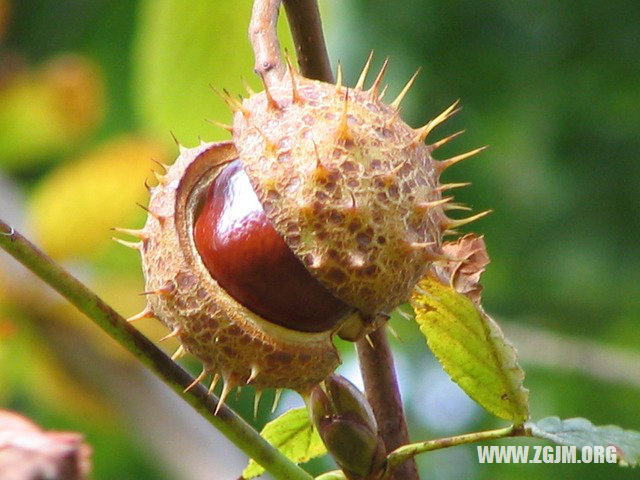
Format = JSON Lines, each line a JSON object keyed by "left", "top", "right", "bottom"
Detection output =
{"left": 0, "top": 410, "right": 91, "bottom": 480}
{"left": 433, "top": 233, "right": 490, "bottom": 304}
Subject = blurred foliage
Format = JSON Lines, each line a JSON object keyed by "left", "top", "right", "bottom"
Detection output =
{"left": 133, "top": 0, "right": 295, "bottom": 146}
{"left": 28, "top": 136, "right": 168, "bottom": 259}
{"left": 0, "top": 0, "right": 638, "bottom": 479}
{"left": 0, "top": 54, "right": 104, "bottom": 170}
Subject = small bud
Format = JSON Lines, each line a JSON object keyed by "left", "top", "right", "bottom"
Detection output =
{"left": 310, "top": 375, "right": 386, "bottom": 479}
{"left": 326, "top": 374, "right": 377, "bottom": 433}
{"left": 321, "top": 417, "right": 382, "bottom": 478}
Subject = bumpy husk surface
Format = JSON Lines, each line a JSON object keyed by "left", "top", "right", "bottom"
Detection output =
{"left": 139, "top": 141, "right": 340, "bottom": 392}
{"left": 136, "top": 69, "right": 451, "bottom": 393}
{"left": 234, "top": 71, "right": 444, "bottom": 317}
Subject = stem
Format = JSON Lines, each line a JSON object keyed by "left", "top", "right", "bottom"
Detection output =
{"left": 0, "top": 219, "right": 312, "bottom": 480}
{"left": 356, "top": 328, "right": 419, "bottom": 480}
{"left": 250, "top": 0, "right": 286, "bottom": 85}
{"left": 384, "top": 425, "right": 524, "bottom": 477}
{"left": 282, "top": 0, "right": 334, "bottom": 82}
{"left": 276, "top": 2, "right": 419, "bottom": 478}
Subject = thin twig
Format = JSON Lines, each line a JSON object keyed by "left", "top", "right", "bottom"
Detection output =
{"left": 250, "top": 0, "right": 286, "bottom": 85}
{"left": 289, "top": 419, "right": 524, "bottom": 480}
{"left": 384, "top": 425, "right": 524, "bottom": 477}
{"left": 356, "top": 328, "right": 419, "bottom": 480}
{"left": 282, "top": 0, "right": 334, "bottom": 82}
{"left": 0, "top": 219, "right": 312, "bottom": 480}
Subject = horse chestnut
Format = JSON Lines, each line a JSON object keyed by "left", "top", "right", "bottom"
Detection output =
{"left": 119, "top": 58, "right": 487, "bottom": 402}
{"left": 193, "top": 158, "right": 353, "bottom": 332}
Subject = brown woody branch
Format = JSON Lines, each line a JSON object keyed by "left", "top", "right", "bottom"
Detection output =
{"left": 275, "top": 2, "right": 419, "bottom": 479}
{"left": 250, "top": 0, "right": 286, "bottom": 84}
{"left": 356, "top": 328, "right": 419, "bottom": 480}
{"left": 282, "top": 0, "right": 334, "bottom": 82}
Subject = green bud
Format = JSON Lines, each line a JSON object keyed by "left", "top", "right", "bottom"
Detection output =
{"left": 326, "top": 374, "right": 377, "bottom": 433}
{"left": 322, "top": 418, "right": 380, "bottom": 478}
{"left": 310, "top": 374, "right": 386, "bottom": 479}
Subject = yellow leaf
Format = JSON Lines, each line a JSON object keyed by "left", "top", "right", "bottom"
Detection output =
{"left": 28, "top": 136, "right": 168, "bottom": 259}
{"left": 411, "top": 274, "right": 529, "bottom": 424}
{"left": 0, "top": 55, "right": 105, "bottom": 170}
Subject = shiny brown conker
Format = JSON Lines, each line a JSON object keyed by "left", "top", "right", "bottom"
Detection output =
{"left": 193, "top": 159, "right": 353, "bottom": 332}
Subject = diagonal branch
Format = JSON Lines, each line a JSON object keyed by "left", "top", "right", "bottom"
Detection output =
{"left": 0, "top": 218, "right": 312, "bottom": 480}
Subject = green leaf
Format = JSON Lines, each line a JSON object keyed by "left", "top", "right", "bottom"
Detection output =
{"left": 133, "top": 0, "right": 294, "bottom": 147}
{"left": 242, "top": 407, "right": 327, "bottom": 479}
{"left": 411, "top": 274, "right": 529, "bottom": 423}
{"left": 528, "top": 417, "right": 640, "bottom": 467}
{"left": 315, "top": 471, "right": 347, "bottom": 480}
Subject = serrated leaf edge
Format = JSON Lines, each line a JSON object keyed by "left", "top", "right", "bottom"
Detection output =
{"left": 412, "top": 275, "right": 529, "bottom": 424}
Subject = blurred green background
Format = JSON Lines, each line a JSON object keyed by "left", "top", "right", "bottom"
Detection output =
{"left": 0, "top": 0, "right": 638, "bottom": 479}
